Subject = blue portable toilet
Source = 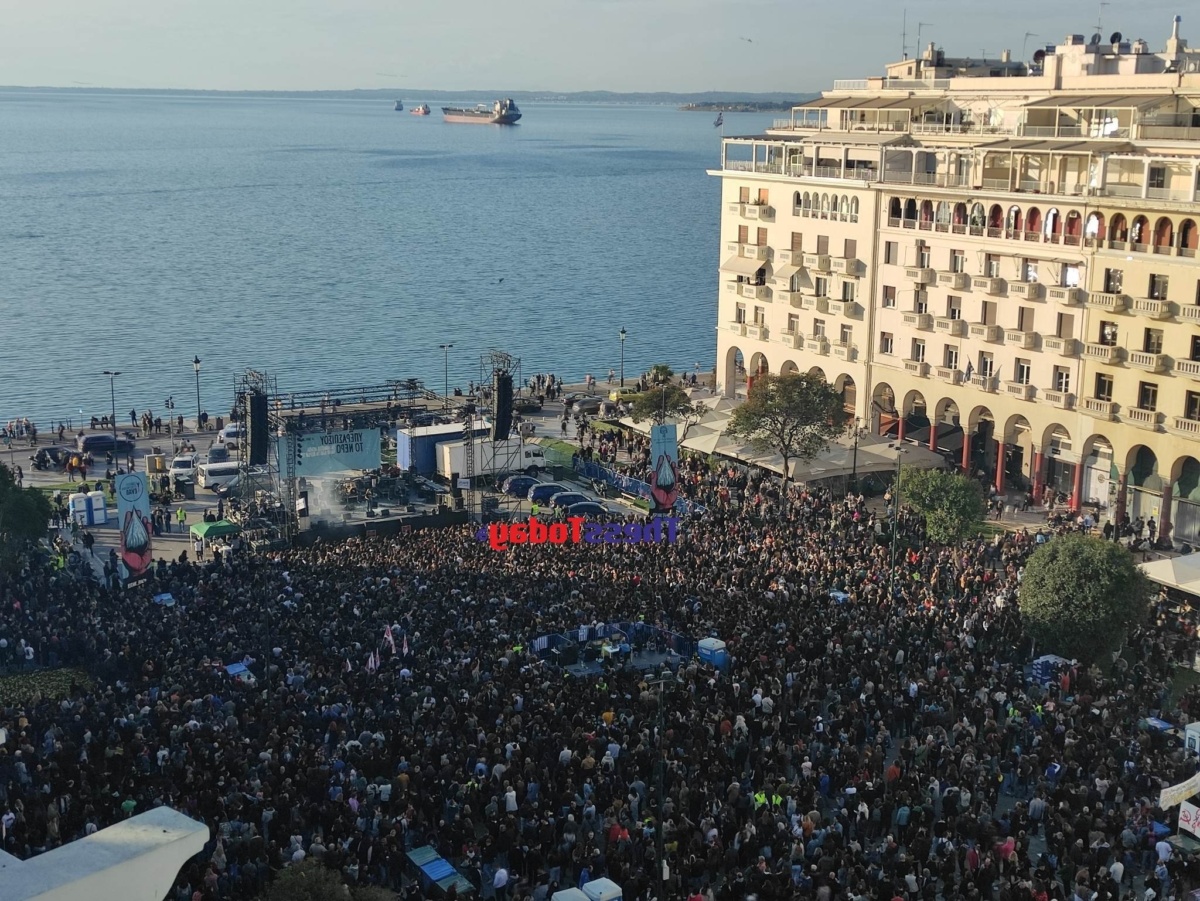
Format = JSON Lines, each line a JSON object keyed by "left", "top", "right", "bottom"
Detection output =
{"left": 87, "top": 490, "right": 108, "bottom": 525}
{"left": 69, "top": 493, "right": 91, "bottom": 526}
{"left": 698, "top": 637, "right": 729, "bottom": 672}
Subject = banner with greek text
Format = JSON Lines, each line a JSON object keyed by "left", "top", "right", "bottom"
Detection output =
{"left": 277, "top": 428, "right": 381, "bottom": 478}
{"left": 1160, "top": 770, "right": 1200, "bottom": 810}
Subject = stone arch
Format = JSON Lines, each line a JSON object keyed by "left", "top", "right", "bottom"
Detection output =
{"left": 821, "top": 193, "right": 831, "bottom": 216}
{"left": 953, "top": 202, "right": 968, "bottom": 226}
{"left": 839, "top": 195, "right": 851, "bottom": 219}
{"left": 1108, "top": 213, "right": 1128, "bottom": 242}
{"left": 889, "top": 196, "right": 903, "bottom": 220}
{"left": 779, "top": 359, "right": 799, "bottom": 375}
{"left": 1174, "top": 456, "right": 1200, "bottom": 504}
{"left": 1044, "top": 207, "right": 1061, "bottom": 241}
{"left": 969, "top": 202, "right": 986, "bottom": 228}
{"left": 1126, "top": 445, "right": 1161, "bottom": 489}
{"left": 988, "top": 204, "right": 1004, "bottom": 229}
{"left": 723, "top": 345, "right": 746, "bottom": 398}
{"left": 1040, "top": 422, "right": 1073, "bottom": 452}
{"left": 830, "top": 194, "right": 840, "bottom": 218}
{"left": 872, "top": 380, "right": 896, "bottom": 435}
{"left": 933, "top": 397, "right": 961, "bottom": 426}
{"left": 1081, "top": 433, "right": 1114, "bottom": 459}
{"left": 1085, "top": 211, "right": 1105, "bottom": 240}
{"left": 919, "top": 200, "right": 934, "bottom": 224}
{"left": 747, "top": 351, "right": 770, "bottom": 378}
{"left": 1064, "top": 210, "right": 1082, "bottom": 242}
{"left": 1154, "top": 216, "right": 1174, "bottom": 250}
{"left": 966, "top": 405, "right": 997, "bottom": 478}
{"left": 1181, "top": 218, "right": 1198, "bottom": 253}
{"left": 808, "top": 365, "right": 827, "bottom": 381}
{"left": 903, "top": 198, "right": 918, "bottom": 221}
{"left": 835, "top": 374, "right": 857, "bottom": 414}
{"left": 849, "top": 196, "right": 860, "bottom": 221}
{"left": 935, "top": 201, "right": 951, "bottom": 226}
{"left": 1002, "top": 413, "right": 1035, "bottom": 486}
{"left": 1025, "top": 206, "right": 1042, "bottom": 235}
{"left": 1131, "top": 215, "right": 1149, "bottom": 247}
{"left": 1006, "top": 204, "right": 1023, "bottom": 236}
{"left": 901, "top": 389, "right": 929, "bottom": 424}
{"left": 802, "top": 191, "right": 812, "bottom": 212}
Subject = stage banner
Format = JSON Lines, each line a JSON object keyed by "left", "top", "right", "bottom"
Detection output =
{"left": 115, "top": 472, "right": 153, "bottom": 581}
{"left": 649, "top": 423, "right": 679, "bottom": 515}
{"left": 1161, "top": 770, "right": 1200, "bottom": 810}
{"left": 1181, "top": 800, "right": 1200, "bottom": 838}
{"left": 278, "top": 428, "right": 382, "bottom": 478}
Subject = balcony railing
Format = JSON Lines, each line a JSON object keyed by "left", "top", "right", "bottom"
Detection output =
{"left": 738, "top": 283, "right": 770, "bottom": 301}
{"left": 905, "top": 267, "right": 936, "bottom": 285}
{"left": 1181, "top": 306, "right": 1200, "bottom": 324}
{"left": 904, "top": 360, "right": 930, "bottom": 377}
{"left": 830, "top": 257, "right": 859, "bottom": 276}
{"left": 969, "top": 323, "right": 1002, "bottom": 342}
{"left": 779, "top": 331, "right": 804, "bottom": 349}
{"left": 778, "top": 290, "right": 803, "bottom": 307}
{"left": 970, "top": 374, "right": 997, "bottom": 392}
{"left": 833, "top": 343, "right": 857, "bottom": 362}
{"left": 1124, "top": 407, "right": 1161, "bottom": 430}
{"left": 1171, "top": 416, "right": 1200, "bottom": 436}
{"left": 934, "top": 317, "right": 967, "bottom": 336}
{"left": 1047, "top": 286, "right": 1084, "bottom": 305}
{"left": 935, "top": 366, "right": 963, "bottom": 385}
{"left": 1175, "top": 359, "right": 1200, "bottom": 380}
{"left": 1042, "top": 390, "right": 1074, "bottom": 409}
{"left": 1088, "top": 292, "right": 1128, "bottom": 312}
{"left": 1083, "top": 342, "right": 1121, "bottom": 364}
{"left": 806, "top": 336, "right": 830, "bottom": 355}
{"left": 1008, "top": 281, "right": 1043, "bottom": 300}
{"left": 902, "top": 312, "right": 933, "bottom": 330}
{"left": 803, "top": 253, "right": 831, "bottom": 271}
{"left": 745, "top": 324, "right": 769, "bottom": 341}
{"left": 972, "top": 276, "right": 1004, "bottom": 295}
{"left": 726, "top": 322, "right": 748, "bottom": 336}
{"left": 937, "top": 271, "right": 970, "bottom": 289}
{"left": 1005, "top": 381, "right": 1036, "bottom": 401}
{"left": 1131, "top": 298, "right": 1170, "bottom": 319}
{"left": 802, "top": 296, "right": 829, "bottom": 313}
{"left": 1042, "top": 336, "right": 1079, "bottom": 357}
{"left": 1128, "top": 351, "right": 1167, "bottom": 373}
{"left": 1083, "top": 398, "right": 1118, "bottom": 420}
{"left": 1004, "top": 329, "right": 1036, "bottom": 350}
{"left": 725, "top": 241, "right": 769, "bottom": 261}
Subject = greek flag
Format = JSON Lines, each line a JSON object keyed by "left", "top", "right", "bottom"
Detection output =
{"left": 964, "top": 360, "right": 974, "bottom": 381}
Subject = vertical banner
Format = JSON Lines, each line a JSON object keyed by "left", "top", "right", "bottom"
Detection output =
{"left": 649, "top": 423, "right": 680, "bottom": 515}
{"left": 115, "top": 472, "right": 153, "bottom": 581}
{"left": 1181, "top": 799, "right": 1200, "bottom": 838}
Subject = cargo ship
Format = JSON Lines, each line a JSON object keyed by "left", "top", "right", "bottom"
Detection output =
{"left": 411, "top": 104, "right": 431, "bottom": 116}
{"left": 441, "top": 99, "right": 521, "bottom": 125}
{"left": 393, "top": 100, "right": 403, "bottom": 111}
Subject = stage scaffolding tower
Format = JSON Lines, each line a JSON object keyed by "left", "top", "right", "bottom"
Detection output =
{"left": 478, "top": 350, "right": 523, "bottom": 522}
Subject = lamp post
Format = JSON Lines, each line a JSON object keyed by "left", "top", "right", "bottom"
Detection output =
{"left": 102, "top": 371, "right": 120, "bottom": 449}
{"left": 888, "top": 444, "right": 908, "bottom": 601}
{"left": 439, "top": 344, "right": 453, "bottom": 409}
{"left": 850, "top": 416, "right": 862, "bottom": 493}
{"left": 619, "top": 327, "right": 627, "bottom": 388}
{"left": 648, "top": 669, "right": 673, "bottom": 901}
{"left": 192, "top": 356, "right": 202, "bottom": 433}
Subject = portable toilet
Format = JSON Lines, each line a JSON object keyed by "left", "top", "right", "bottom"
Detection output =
{"left": 552, "top": 890, "right": 592, "bottom": 901}
{"left": 1186, "top": 722, "right": 1200, "bottom": 756}
{"left": 698, "top": 637, "right": 729, "bottom": 672}
{"left": 86, "top": 491, "right": 108, "bottom": 525}
{"left": 581, "top": 878, "right": 622, "bottom": 901}
{"left": 69, "top": 493, "right": 90, "bottom": 525}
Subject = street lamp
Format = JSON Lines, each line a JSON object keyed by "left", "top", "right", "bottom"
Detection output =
{"left": 850, "top": 416, "right": 862, "bottom": 493}
{"left": 619, "top": 327, "right": 627, "bottom": 388}
{"left": 438, "top": 344, "right": 453, "bottom": 408}
{"left": 887, "top": 443, "right": 908, "bottom": 601}
{"left": 647, "top": 669, "right": 673, "bottom": 901}
{"left": 192, "top": 356, "right": 202, "bottom": 433}
{"left": 102, "top": 371, "right": 120, "bottom": 449}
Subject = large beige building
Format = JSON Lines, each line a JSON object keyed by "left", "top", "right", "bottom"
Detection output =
{"left": 712, "top": 17, "right": 1200, "bottom": 544}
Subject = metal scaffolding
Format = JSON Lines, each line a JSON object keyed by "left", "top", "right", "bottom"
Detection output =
{"left": 478, "top": 350, "right": 524, "bottom": 523}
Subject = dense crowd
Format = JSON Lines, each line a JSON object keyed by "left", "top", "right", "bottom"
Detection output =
{"left": 1, "top": 470, "right": 1200, "bottom": 901}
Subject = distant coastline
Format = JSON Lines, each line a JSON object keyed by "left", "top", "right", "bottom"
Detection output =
{"left": 680, "top": 101, "right": 802, "bottom": 112}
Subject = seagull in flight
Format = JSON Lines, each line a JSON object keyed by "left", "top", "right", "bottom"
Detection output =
{"left": 740, "top": 37, "right": 753, "bottom": 43}
{"left": 497, "top": 277, "right": 505, "bottom": 284}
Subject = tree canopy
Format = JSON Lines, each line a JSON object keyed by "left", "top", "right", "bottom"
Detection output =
{"left": 726, "top": 372, "right": 846, "bottom": 482}
{"left": 264, "top": 860, "right": 392, "bottom": 901}
{"left": 630, "top": 384, "right": 703, "bottom": 439}
{"left": 1017, "top": 533, "right": 1153, "bottom": 664}
{"left": 900, "top": 466, "right": 986, "bottom": 544}
{"left": 0, "top": 464, "right": 52, "bottom": 570}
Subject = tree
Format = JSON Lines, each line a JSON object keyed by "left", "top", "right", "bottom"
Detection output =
{"left": 264, "top": 860, "right": 395, "bottom": 901}
{"left": 0, "top": 463, "right": 52, "bottom": 571}
{"left": 1018, "top": 533, "right": 1153, "bottom": 664}
{"left": 630, "top": 384, "right": 703, "bottom": 440}
{"left": 899, "top": 466, "right": 986, "bottom": 544}
{"left": 725, "top": 371, "right": 847, "bottom": 483}
{"left": 649, "top": 363, "right": 674, "bottom": 385}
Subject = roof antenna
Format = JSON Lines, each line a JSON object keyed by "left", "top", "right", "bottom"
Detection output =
{"left": 1095, "top": 1, "right": 1110, "bottom": 38}
{"left": 901, "top": 8, "right": 908, "bottom": 60}
{"left": 1022, "top": 32, "right": 1038, "bottom": 60}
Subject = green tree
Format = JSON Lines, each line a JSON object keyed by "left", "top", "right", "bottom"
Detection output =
{"left": 0, "top": 463, "right": 52, "bottom": 571}
{"left": 630, "top": 384, "right": 703, "bottom": 440}
{"left": 899, "top": 466, "right": 986, "bottom": 544}
{"left": 264, "top": 860, "right": 395, "bottom": 901}
{"left": 1018, "top": 533, "right": 1153, "bottom": 664}
{"left": 726, "top": 371, "right": 846, "bottom": 483}
{"left": 649, "top": 363, "right": 674, "bottom": 385}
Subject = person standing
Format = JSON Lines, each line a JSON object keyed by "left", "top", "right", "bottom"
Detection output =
{"left": 194, "top": 536, "right": 205, "bottom": 561}
{"left": 177, "top": 507, "right": 187, "bottom": 531}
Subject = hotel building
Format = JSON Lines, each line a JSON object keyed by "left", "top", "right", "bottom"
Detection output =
{"left": 712, "top": 18, "right": 1200, "bottom": 544}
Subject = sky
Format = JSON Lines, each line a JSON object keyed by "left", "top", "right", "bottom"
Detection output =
{"left": 0, "top": 0, "right": 1190, "bottom": 93}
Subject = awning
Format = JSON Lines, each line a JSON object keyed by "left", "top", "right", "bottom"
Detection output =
{"left": 980, "top": 138, "right": 1134, "bottom": 154}
{"left": 720, "top": 255, "right": 766, "bottom": 276}
{"left": 794, "top": 96, "right": 856, "bottom": 110}
{"left": 1022, "top": 94, "right": 1169, "bottom": 109}
{"left": 771, "top": 263, "right": 802, "bottom": 282}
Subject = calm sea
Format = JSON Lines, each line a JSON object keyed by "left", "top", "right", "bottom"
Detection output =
{"left": 0, "top": 90, "right": 775, "bottom": 428}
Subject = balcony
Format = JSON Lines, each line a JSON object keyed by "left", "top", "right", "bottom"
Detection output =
{"left": 1005, "top": 381, "right": 1036, "bottom": 401}
{"left": 806, "top": 336, "right": 830, "bottom": 355}
{"left": 905, "top": 267, "right": 936, "bottom": 285}
{"left": 745, "top": 324, "right": 769, "bottom": 341}
{"left": 904, "top": 360, "right": 930, "bottom": 377}
{"left": 970, "top": 374, "right": 998, "bottom": 392}
{"left": 832, "top": 343, "right": 857, "bottom": 362}
{"left": 725, "top": 241, "right": 770, "bottom": 261}
{"left": 935, "top": 366, "right": 963, "bottom": 385}
{"left": 1008, "top": 281, "right": 1043, "bottom": 300}
{"left": 1083, "top": 342, "right": 1122, "bottom": 365}
{"left": 1083, "top": 397, "right": 1118, "bottom": 420}
{"left": 775, "top": 249, "right": 803, "bottom": 266}
{"left": 803, "top": 253, "right": 831, "bottom": 271}
{"left": 1088, "top": 292, "right": 1128, "bottom": 312}
{"left": 972, "top": 276, "right": 1004, "bottom": 295}
{"left": 1004, "top": 329, "right": 1036, "bottom": 350}
{"left": 738, "top": 202, "right": 774, "bottom": 221}
{"left": 969, "top": 323, "right": 1002, "bottom": 342}
{"left": 1042, "top": 390, "right": 1075, "bottom": 410}
{"left": 801, "top": 296, "right": 829, "bottom": 313}
{"left": 1181, "top": 306, "right": 1200, "bottom": 324}
{"left": 779, "top": 330, "right": 803, "bottom": 349}
{"left": 937, "top": 271, "right": 970, "bottom": 289}
{"left": 725, "top": 321, "right": 748, "bottom": 336}
{"left": 1175, "top": 359, "right": 1200, "bottom": 380}
{"left": 737, "top": 283, "right": 770, "bottom": 301}
{"left": 778, "top": 290, "right": 804, "bottom": 307}
{"left": 1128, "top": 351, "right": 1167, "bottom": 373}
{"left": 1171, "top": 416, "right": 1200, "bottom": 436}
{"left": 830, "top": 257, "right": 859, "bottom": 276}
{"left": 1131, "top": 297, "right": 1170, "bottom": 320}
{"left": 934, "top": 317, "right": 967, "bottom": 337}
{"left": 902, "top": 312, "right": 933, "bottom": 330}
{"left": 1124, "top": 407, "right": 1161, "bottom": 431}
{"left": 1047, "top": 286, "right": 1085, "bottom": 305}
{"left": 1042, "top": 336, "right": 1079, "bottom": 357}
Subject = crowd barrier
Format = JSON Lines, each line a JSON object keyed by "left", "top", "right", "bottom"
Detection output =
{"left": 571, "top": 458, "right": 707, "bottom": 516}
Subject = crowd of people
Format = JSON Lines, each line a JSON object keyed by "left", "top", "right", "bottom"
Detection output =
{"left": 1, "top": 464, "right": 1199, "bottom": 901}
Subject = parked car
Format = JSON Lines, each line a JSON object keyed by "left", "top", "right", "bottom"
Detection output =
{"left": 218, "top": 424, "right": 245, "bottom": 446}
{"left": 206, "top": 444, "right": 231, "bottom": 464}
{"left": 608, "top": 387, "right": 642, "bottom": 403}
{"left": 527, "top": 483, "right": 570, "bottom": 505}
{"left": 168, "top": 454, "right": 199, "bottom": 481}
{"left": 569, "top": 397, "right": 603, "bottom": 415}
{"left": 213, "top": 469, "right": 271, "bottom": 498}
{"left": 502, "top": 475, "right": 540, "bottom": 498}
{"left": 566, "top": 501, "right": 609, "bottom": 518}
{"left": 513, "top": 397, "right": 542, "bottom": 413}
{"left": 76, "top": 433, "right": 135, "bottom": 454}
{"left": 548, "top": 491, "right": 590, "bottom": 509}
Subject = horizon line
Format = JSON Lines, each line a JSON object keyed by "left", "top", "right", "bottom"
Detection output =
{"left": 0, "top": 84, "right": 813, "bottom": 97}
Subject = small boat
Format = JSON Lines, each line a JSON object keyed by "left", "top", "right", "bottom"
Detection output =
{"left": 393, "top": 100, "right": 404, "bottom": 111}
{"left": 441, "top": 98, "right": 521, "bottom": 125}
{"left": 410, "top": 104, "right": 431, "bottom": 116}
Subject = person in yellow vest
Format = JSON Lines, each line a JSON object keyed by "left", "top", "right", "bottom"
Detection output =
{"left": 531, "top": 501, "right": 541, "bottom": 517}
{"left": 177, "top": 507, "right": 187, "bottom": 529}
{"left": 753, "top": 790, "right": 767, "bottom": 808}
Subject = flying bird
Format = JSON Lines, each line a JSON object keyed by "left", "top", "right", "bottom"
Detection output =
{"left": 497, "top": 277, "right": 505, "bottom": 284}
{"left": 740, "top": 37, "right": 753, "bottom": 43}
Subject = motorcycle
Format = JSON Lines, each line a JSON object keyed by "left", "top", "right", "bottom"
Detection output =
{"left": 30, "top": 450, "right": 51, "bottom": 471}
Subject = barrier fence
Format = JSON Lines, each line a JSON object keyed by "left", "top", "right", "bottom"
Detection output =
{"left": 571, "top": 458, "right": 707, "bottom": 516}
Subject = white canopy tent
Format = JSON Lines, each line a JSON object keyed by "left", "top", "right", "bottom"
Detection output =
{"left": 1139, "top": 554, "right": 1200, "bottom": 597}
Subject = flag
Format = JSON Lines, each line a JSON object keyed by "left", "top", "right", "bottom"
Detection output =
{"left": 343, "top": 658, "right": 352, "bottom": 673}
{"left": 402, "top": 635, "right": 409, "bottom": 657}
{"left": 713, "top": 113, "right": 723, "bottom": 128}
{"left": 365, "top": 653, "right": 374, "bottom": 673}
{"left": 383, "top": 625, "right": 396, "bottom": 654}
{"left": 964, "top": 360, "right": 974, "bottom": 381}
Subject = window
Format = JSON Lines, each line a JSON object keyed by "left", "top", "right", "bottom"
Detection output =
{"left": 738, "top": 225, "right": 749, "bottom": 245}
{"left": 979, "top": 353, "right": 994, "bottom": 377}
{"left": 1016, "top": 358, "right": 1032, "bottom": 384}
{"left": 739, "top": 186, "right": 751, "bottom": 203}
{"left": 1103, "top": 267, "right": 1123, "bottom": 293}
{"left": 1148, "top": 166, "right": 1166, "bottom": 190}
{"left": 951, "top": 250, "right": 966, "bottom": 273}
{"left": 884, "top": 241, "right": 899, "bottom": 265}
{"left": 1017, "top": 307, "right": 1034, "bottom": 332}
{"left": 753, "top": 306, "right": 765, "bottom": 325}
{"left": 1138, "top": 381, "right": 1158, "bottom": 412}
{"left": 813, "top": 319, "right": 826, "bottom": 338}
{"left": 840, "top": 324, "right": 854, "bottom": 346}
{"left": 786, "top": 313, "right": 799, "bottom": 333}
{"left": 757, "top": 188, "right": 769, "bottom": 204}
{"left": 1094, "top": 373, "right": 1113, "bottom": 402}
{"left": 947, "top": 296, "right": 962, "bottom": 320}
{"left": 981, "top": 301, "right": 997, "bottom": 326}
{"left": 1056, "top": 312, "right": 1075, "bottom": 338}
{"left": 882, "top": 285, "right": 897, "bottom": 308}
{"left": 1187, "top": 391, "right": 1200, "bottom": 422}
{"left": 914, "top": 291, "right": 928, "bottom": 314}
{"left": 911, "top": 339, "right": 926, "bottom": 363}
{"left": 943, "top": 345, "right": 959, "bottom": 369}
{"left": 1022, "top": 259, "right": 1039, "bottom": 283}
{"left": 1099, "top": 321, "right": 1118, "bottom": 346}
{"left": 844, "top": 238, "right": 857, "bottom": 259}
{"left": 841, "top": 281, "right": 856, "bottom": 301}
{"left": 880, "top": 332, "right": 895, "bottom": 355}
{"left": 1144, "top": 328, "right": 1164, "bottom": 355}
{"left": 735, "top": 303, "right": 746, "bottom": 324}
{"left": 1192, "top": 334, "right": 1200, "bottom": 362}
{"left": 816, "top": 235, "right": 830, "bottom": 254}
{"left": 791, "top": 232, "right": 804, "bottom": 252}
{"left": 985, "top": 254, "right": 1001, "bottom": 278}
{"left": 1053, "top": 366, "right": 1071, "bottom": 393}
{"left": 917, "top": 243, "right": 931, "bottom": 268}
{"left": 1062, "top": 264, "right": 1080, "bottom": 288}
{"left": 1149, "top": 274, "right": 1169, "bottom": 300}
{"left": 756, "top": 227, "right": 768, "bottom": 246}
{"left": 815, "top": 277, "right": 829, "bottom": 297}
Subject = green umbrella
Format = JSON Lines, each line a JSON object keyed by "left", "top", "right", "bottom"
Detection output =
{"left": 190, "top": 520, "right": 241, "bottom": 539}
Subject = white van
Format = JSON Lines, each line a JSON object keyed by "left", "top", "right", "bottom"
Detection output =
{"left": 196, "top": 461, "right": 242, "bottom": 489}
{"left": 169, "top": 454, "right": 199, "bottom": 480}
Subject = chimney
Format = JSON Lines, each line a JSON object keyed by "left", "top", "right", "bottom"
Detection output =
{"left": 927, "top": 41, "right": 936, "bottom": 60}
{"left": 1001, "top": 49, "right": 1011, "bottom": 63}
{"left": 1166, "top": 15, "right": 1187, "bottom": 55}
